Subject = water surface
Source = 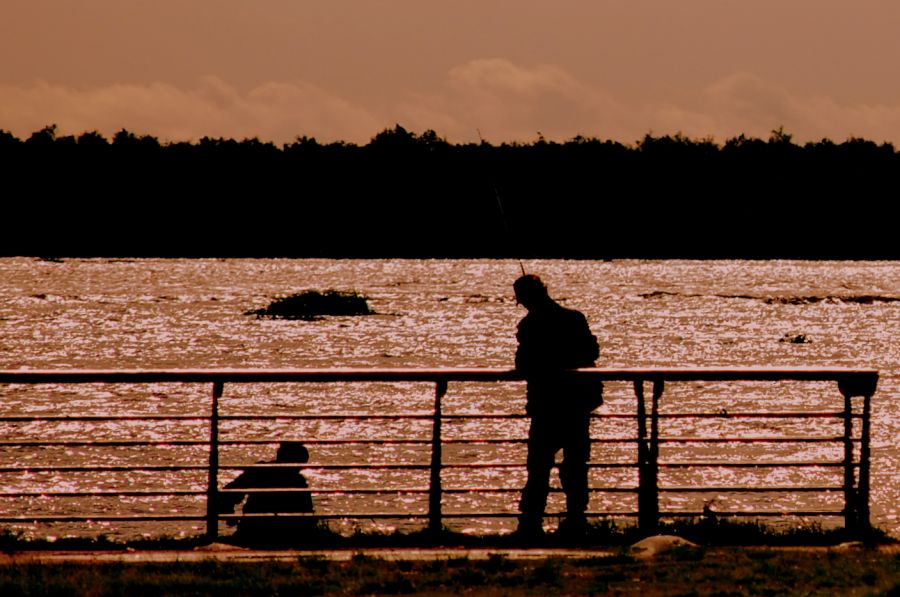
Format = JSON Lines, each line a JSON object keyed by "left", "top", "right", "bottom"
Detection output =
{"left": 0, "top": 258, "right": 896, "bottom": 539}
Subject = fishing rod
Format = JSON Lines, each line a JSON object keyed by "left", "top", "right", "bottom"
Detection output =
{"left": 477, "top": 129, "right": 527, "bottom": 277}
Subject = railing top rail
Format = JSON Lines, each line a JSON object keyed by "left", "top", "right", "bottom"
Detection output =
{"left": 0, "top": 367, "right": 879, "bottom": 394}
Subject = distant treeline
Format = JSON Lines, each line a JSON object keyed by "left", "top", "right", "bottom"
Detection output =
{"left": 1, "top": 125, "right": 896, "bottom": 259}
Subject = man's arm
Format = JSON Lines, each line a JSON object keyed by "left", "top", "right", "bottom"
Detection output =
{"left": 576, "top": 312, "right": 600, "bottom": 364}
{"left": 217, "top": 471, "right": 250, "bottom": 513}
{"left": 514, "top": 318, "right": 540, "bottom": 370}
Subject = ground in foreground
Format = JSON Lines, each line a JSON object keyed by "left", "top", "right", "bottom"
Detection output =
{"left": 1, "top": 546, "right": 898, "bottom": 596}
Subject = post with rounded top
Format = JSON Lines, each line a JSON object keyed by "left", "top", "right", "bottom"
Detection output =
{"left": 206, "top": 381, "right": 224, "bottom": 542}
{"left": 838, "top": 373, "right": 878, "bottom": 536}
{"left": 429, "top": 379, "right": 448, "bottom": 535}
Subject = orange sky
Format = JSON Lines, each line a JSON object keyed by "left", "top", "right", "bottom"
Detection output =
{"left": 2, "top": 1, "right": 900, "bottom": 144}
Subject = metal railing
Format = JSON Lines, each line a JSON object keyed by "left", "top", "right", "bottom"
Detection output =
{"left": 0, "top": 367, "right": 879, "bottom": 539}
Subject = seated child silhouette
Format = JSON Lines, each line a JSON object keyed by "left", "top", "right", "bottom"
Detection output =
{"left": 218, "top": 441, "right": 319, "bottom": 546}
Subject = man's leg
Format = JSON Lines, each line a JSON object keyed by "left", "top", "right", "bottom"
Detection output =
{"left": 518, "top": 417, "right": 556, "bottom": 535}
{"left": 558, "top": 411, "right": 592, "bottom": 535}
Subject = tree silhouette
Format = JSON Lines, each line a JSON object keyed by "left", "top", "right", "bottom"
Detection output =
{"left": 0, "top": 126, "right": 896, "bottom": 258}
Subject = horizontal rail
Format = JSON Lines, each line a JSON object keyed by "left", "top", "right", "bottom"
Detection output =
{"left": 658, "top": 486, "right": 843, "bottom": 493}
{"left": 0, "top": 485, "right": 847, "bottom": 497}
{"left": 660, "top": 461, "right": 849, "bottom": 468}
{"left": 0, "top": 466, "right": 211, "bottom": 473}
{"left": 0, "top": 516, "right": 207, "bottom": 523}
{"left": 218, "top": 440, "right": 433, "bottom": 446}
{"left": 220, "top": 487, "right": 643, "bottom": 495}
{"left": 657, "top": 437, "right": 848, "bottom": 443}
{"left": 440, "top": 462, "right": 638, "bottom": 469}
{"left": 0, "top": 487, "right": 644, "bottom": 499}
{"left": 652, "top": 412, "right": 858, "bottom": 419}
{"left": 0, "top": 464, "right": 438, "bottom": 472}
{"left": 0, "top": 416, "right": 210, "bottom": 422}
{"left": 0, "top": 437, "right": 857, "bottom": 447}
{"left": 0, "top": 491, "right": 207, "bottom": 498}
{"left": 0, "top": 510, "right": 850, "bottom": 525}
{"left": 0, "top": 412, "right": 861, "bottom": 422}
{"left": 231, "top": 463, "right": 636, "bottom": 470}
{"left": 0, "top": 462, "right": 850, "bottom": 474}
{"left": 0, "top": 441, "right": 211, "bottom": 447}
{"left": 0, "top": 366, "right": 880, "bottom": 385}
{"left": 218, "top": 512, "right": 643, "bottom": 520}
{"left": 0, "top": 513, "right": 643, "bottom": 523}
{"left": 0, "top": 463, "right": 647, "bottom": 472}
{"left": 219, "top": 414, "right": 435, "bottom": 421}
{"left": 224, "top": 462, "right": 643, "bottom": 470}
{"left": 657, "top": 510, "right": 847, "bottom": 518}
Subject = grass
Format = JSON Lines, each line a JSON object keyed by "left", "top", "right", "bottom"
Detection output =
{"left": 1, "top": 521, "right": 897, "bottom": 595}
{"left": 1, "top": 518, "right": 894, "bottom": 553}
{"left": 245, "top": 290, "right": 374, "bottom": 320}
{"left": 654, "top": 516, "right": 894, "bottom": 547}
{"left": 1, "top": 548, "right": 898, "bottom": 596}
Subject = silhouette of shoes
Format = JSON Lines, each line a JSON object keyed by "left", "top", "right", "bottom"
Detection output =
{"left": 508, "top": 522, "right": 545, "bottom": 546}
{"left": 554, "top": 517, "right": 588, "bottom": 543}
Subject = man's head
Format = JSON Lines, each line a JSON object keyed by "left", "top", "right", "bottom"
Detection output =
{"left": 276, "top": 442, "right": 310, "bottom": 463}
{"left": 514, "top": 274, "right": 549, "bottom": 310}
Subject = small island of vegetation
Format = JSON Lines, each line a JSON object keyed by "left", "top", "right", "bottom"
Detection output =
{"left": 246, "top": 290, "right": 374, "bottom": 320}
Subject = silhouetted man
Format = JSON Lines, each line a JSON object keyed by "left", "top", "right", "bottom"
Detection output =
{"left": 218, "top": 441, "right": 318, "bottom": 546}
{"left": 513, "top": 274, "right": 602, "bottom": 540}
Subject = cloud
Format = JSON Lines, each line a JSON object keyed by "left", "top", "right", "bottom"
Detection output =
{"left": 395, "top": 58, "right": 631, "bottom": 143}
{"left": 396, "top": 59, "right": 900, "bottom": 145}
{"left": 0, "top": 77, "right": 380, "bottom": 143}
{"left": 646, "top": 72, "right": 900, "bottom": 144}
{"left": 447, "top": 58, "right": 583, "bottom": 99}
{"left": 3, "top": 65, "right": 900, "bottom": 145}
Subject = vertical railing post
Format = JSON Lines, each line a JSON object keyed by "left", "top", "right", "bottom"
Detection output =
{"left": 840, "top": 383, "right": 857, "bottom": 534}
{"left": 635, "top": 380, "right": 659, "bottom": 534}
{"left": 635, "top": 380, "right": 647, "bottom": 528}
{"left": 857, "top": 391, "right": 872, "bottom": 535}
{"left": 206, "top": 380, "right": 223, "bottom": 542}
{"left": 650, "top": 379, "right": 663, "bottom": 526}
{"left": 429, "top": 379, "right": 448, "bottom": 535}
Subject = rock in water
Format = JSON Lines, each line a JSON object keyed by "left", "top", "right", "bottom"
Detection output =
{"left": 246, "top": 290, "right": 374, "bottom": 321}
